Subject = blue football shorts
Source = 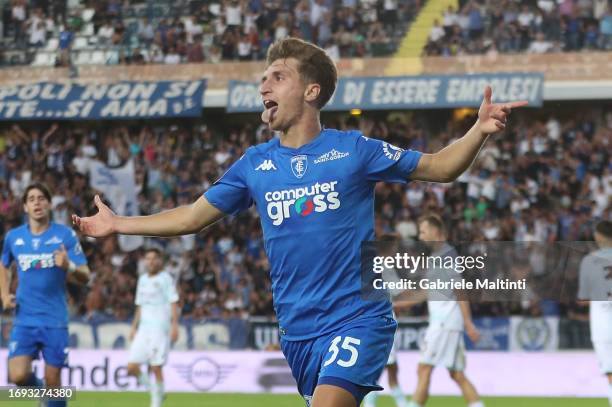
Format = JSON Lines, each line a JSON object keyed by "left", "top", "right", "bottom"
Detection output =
{"left": 281, "top": 314, "right": 397, "bottom": 406}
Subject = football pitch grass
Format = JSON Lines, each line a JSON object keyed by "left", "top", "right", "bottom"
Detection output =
{"left": 3, "top": 392, "right": 607, "bottom": 406}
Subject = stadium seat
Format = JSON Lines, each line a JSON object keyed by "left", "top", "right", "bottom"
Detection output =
{"left": 45, "top": 38, "right": 59, "bottom": 52}
{"left": 74, "top": 50, "right": 92, "bottom": 65}
{"left": 82, "top": 23, "right": 95, "bottom": 37}
{"left": 73, "top": 37, "right": 89, "bottom": 50}
{"left": 82, "top": 8, "right": 95, "bottom": 22}
{"left": 105, "top": 49, "right": 120, "bottom": 65}
{"left": 90, "top": 50, "right": 106, "bottom": 65}
{"left": 31, "top": 51, "right": 56, "bottom": 67}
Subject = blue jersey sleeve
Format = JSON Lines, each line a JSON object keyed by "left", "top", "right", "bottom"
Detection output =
{"left": 1, "top": 231, "right": 13, "bottom": 268}
{"left": 356, "top": 133, "right": 422, "bottom": 183}
{"left": 64, "top": 229, "right": 87, "bottom": 266}
{"left": 204, "top": 154, "right": 253, "bottom": 216}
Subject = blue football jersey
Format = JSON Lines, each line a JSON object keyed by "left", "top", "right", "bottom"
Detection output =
{"left": 205, "top": 129, "right": 422, "bottom": 340}
{"left": 2, "top": 222, "right": 87, "bottom": 328}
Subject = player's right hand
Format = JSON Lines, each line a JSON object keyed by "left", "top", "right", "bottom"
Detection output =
{"left": 466, "top": 321, "right": 481, "bottom": 343}
{"left": 72, "top": 195, "right": 117, "bottom": 238}
{"left": 1, "top": 293, "right": 15, "bottom": 310}
{"left": 129, "top": 327, "right": 136, "bottom": 342}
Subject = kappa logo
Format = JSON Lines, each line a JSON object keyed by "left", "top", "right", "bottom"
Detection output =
{"left": 255, "top": 160, "right": 277, "bottom": 171}
{"left": 45, "top": 236, "right": 62, "bottom": 245}
{"left": 382, "top": 142, "right": 403, "bottom": 161}
{"left": 291, "top": 155, "right": 308, "bottom": 178}
{"left": 15, "top": 238, "right": 25, "bottom": 246}
{"left": 314, "top": 149, "right": 350, "bottom": 164}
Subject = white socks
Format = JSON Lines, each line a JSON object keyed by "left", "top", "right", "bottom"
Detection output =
{"left": 608, "top": 382, "right": 612, "bottom": 407}
{"left": 362, "top": 391, "right": 377, "bottom": 407}
{"left": 138, "top": 372, "right": 150, "bottom": 388}
{"left": 363, "top": 387, "right": 406, "bottom": 407}
{"left": 150, "top": 381, "right": 164, "bottom": 407}
{"left": 406, "top": 401, "right": 422, "bottom": 407}
{"left": 390, "top": 386, "right": 407, "bottom": 407}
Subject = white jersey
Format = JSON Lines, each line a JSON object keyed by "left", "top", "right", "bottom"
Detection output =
{"left": 135, "top": 271, "right": 179, "bottom": 332}
{"left": 578, "top": 247, "right": 612, "bottom": 342}
{"left": 426, "top": 243, "right": 463, "bottom": 331}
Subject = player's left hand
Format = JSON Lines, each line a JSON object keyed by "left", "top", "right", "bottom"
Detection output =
{"left": 53, "top": 244, "right": 70, "bottom": 271}
{"left": 170, "top": 323, "right": 179, "bottom": 343}
{"left": 466, "top": 321, "right": 481, "bottom": 343}
{"left": 477, "top": 86, "right": 528, "bottom": 135}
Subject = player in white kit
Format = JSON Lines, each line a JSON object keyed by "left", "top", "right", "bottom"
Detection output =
{"left": 364, "top": 233, "right": 408, "bottom": 407}
{"left": 577, "top": 220, "right": 612, "bottom": 407}
{"left": 126, "top": 248, "right": 179, "bottom": 407}
{"left": 405, "top": 214, "right": 485, "bottom": 407}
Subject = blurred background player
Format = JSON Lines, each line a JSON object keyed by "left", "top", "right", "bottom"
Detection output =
{"left": 364, "top": 233, "right": 408, "bottom": 407}
{"left": 126, "top": 247, "right": 179, "bottom": 407}
{"left": 0, "top": 182, "right": 90, "bottom": 407}
{"left": 577, "top": 220, "right": 612, "bottom": 407}
{"left": 396, "top": 214, "right": 485, "bottom": 407}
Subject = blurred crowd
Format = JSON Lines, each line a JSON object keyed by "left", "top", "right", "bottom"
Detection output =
{"left": 0, "top": 105, "right": 609, "bottom": 326}
{"left": 424, "top": 0, "right": 612, "bottom": 56}
{"left": 0, "top": 0, "right": 420, "bottom": 66}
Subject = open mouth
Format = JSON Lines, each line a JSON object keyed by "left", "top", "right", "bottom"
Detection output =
{"left": 262, "top": 100, "right": 279, "bottom": 124}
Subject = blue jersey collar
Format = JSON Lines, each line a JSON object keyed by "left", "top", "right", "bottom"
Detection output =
{"left": 274, "top": 127, "right": 328, "bottom": 153}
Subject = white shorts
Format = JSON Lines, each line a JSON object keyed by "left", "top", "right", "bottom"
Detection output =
{"left": 420, "top": 328, "right": 465, "bottom": 371}
{"left": 387, "top": 332, "right": 398, "bottom": 365}
{"left": 593, "top": 341, "right": 612, "bottom": 375}
{"left": 128, "top": 329, "right": 170, "bottom": 366}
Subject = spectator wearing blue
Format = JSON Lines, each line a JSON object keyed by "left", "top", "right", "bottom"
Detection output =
{"left": 58, "top": 24, "right": 74, "bottom": 67}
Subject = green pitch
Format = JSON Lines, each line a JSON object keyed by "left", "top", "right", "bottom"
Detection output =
{"left": 2, "top": 392, "right": 607, "bottom": 407}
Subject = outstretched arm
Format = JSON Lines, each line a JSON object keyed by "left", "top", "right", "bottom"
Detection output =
{"left": 72, "top": 195, "right": 226, "bottom": 238}
{"left": 410, "top": 86, "right": 528, "bottom": 183}
{"left": 0, "top": 263, "right": 15, "bottom": 310}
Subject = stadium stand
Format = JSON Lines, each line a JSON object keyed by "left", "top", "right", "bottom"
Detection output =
{"left": 423, "top": 0, "right": 612, "bottom": 56}
{"left": 0, "top": 104, "right": 608, "bottom": 324}
{"left": 0, "top": 0, "right": 421, "bottom": 67}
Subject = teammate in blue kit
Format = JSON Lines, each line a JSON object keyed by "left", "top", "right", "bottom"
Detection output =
{"left": 72, "top": 38, "right": 527, "bottom": 407}
{"left": 0, "top": 183, "right": 90, "bottom": 407}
